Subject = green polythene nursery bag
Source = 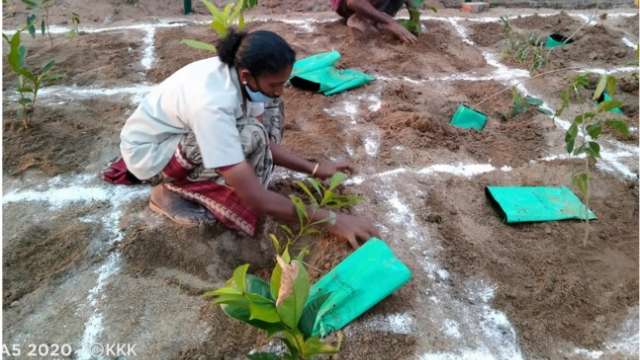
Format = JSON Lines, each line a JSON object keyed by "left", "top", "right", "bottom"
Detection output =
{"left": 486, "top": 186, "right": 597, "bottom": 223}
{"left": 304, "top": 238, "right": 412, "bottom": 338}
{"left": 290, "top": 50, "right": 375, "bottom": 96}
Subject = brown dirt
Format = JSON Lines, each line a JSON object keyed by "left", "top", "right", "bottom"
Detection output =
{"left": 511, "top": 12, "right": 581, "bottom": 34}
{"left": 149, "top": 25, "right": 216, "bottom": 84}
{"left": 2, "top": 99, "right": 134, "bottom": 176}
{"left": 546, "top": 24, "right": 636, "bottom": 69}
{"left": 252, "top": 20, "right": 488, "bottom": 79}
{"left": 2, "top": 205, "right": 100, "bottom": 307}
{"left": 467, "top": 21, "right": 505, "bottom": 47}
{"left": 429, "top": 162, "right": 639, "bottom": 357}
{"left": 2, "top": 30, "right": 145, "bottom": 89}
{"left": 372, "top": 81, "right": 552, "bottom": 167}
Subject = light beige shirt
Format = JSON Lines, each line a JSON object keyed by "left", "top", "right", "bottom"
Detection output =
{"left": 120, "top": 57, "right": 251, "bottom": 180}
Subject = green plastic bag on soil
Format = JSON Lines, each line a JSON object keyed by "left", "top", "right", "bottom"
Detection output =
{"left": 486, "top": 186, "right": 597, "bottom": 223}
{"left": 303, "top": 238, "right": 412, "bottom": 338}
{"left": 450, "top": 104, "right": 488, "bottom": 131}
{"left": 290, "top": 50, "right": 375, "bottom": 96}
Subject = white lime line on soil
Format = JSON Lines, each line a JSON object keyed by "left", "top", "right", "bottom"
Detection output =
{"left": 3, "top": 175, "right": 149, "bottom": 359}
{"left": 347, "top": 313, "right": 416, "bottom": 335}
{"left": 141, "top": 26, "right": 156, "bottom": 70}
{"left": 379, "top": 182, "right": 524, "bottom": 359}
{"left": 567, "top": 307, "right": 639, "bottom": 359}
{"left": 578, "top": 66, "right": 639, "bottom": 74}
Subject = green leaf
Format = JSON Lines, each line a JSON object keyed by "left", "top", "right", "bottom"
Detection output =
{"left": 203, "top": 286, "right": 243, "bottom": 298}
{"left": 289, "top": 195, "right": 308, "bottom": 225}
{"left": 270, "top": 262, "right": 282, "bottom": 300}
{"left": 249, "top": 302, "right": 280, "bottom": 323}
{"left": 295, "top": 181, "right": 319, "bottom": 206}
{"left": 586, "top": 123, "right": 602, "bottom": 139}
{"left": 276, "top": 260, "right": 310, "bottom": 329}
{"left": 270, "top": 234, "right": 281, "bottom": 254}
{"left": 232, "top": 264, "right": 250, "bottom": 292}
{"left": 305, "top": 178, "right": 324, "bottom": 198}
{"left": 598, "top": 99, "right": 623, "bottom": 113}
{"left": 279, "top": 224, "right": 294, "bottom": 239}
{"left": 593, "top": 74, "right": 608, "bottom": 100}
{"left": 525, "top": 96, "right": 543, "bottom": 106}
{"left": 572, "top": 172, "right": 589, "bottom": 198}
{"left": 585, "top": 141, "right": 600, "bottom": 159}
{"left": 18, "top": 97, "right": 33, "bottom": 105}
{"left": 328, "top": 172, "right": 347, "bottom": 192}
{"left": 302, "top": 337, "right": 340, "bottom": 357}
{"left": 201, "top": 0, "right": 223, "bottom": 17}
{"left": 606, "top": 75, "right": 617, "bottom": 97}
{"left": 565, "top": 123, "right": 578, "bottom": 154}
{"left": 212, "top": 293, "right": 248, "bottom": 305}
{"left": 210, "top": 19, "right": 228, "bottom": 38}
{"left": 246, "top": 274, "right": 273, "bottom": 300}
{"left": 41, "top": 59, "right": 55, "bottom": 73}
{"left": 221, "top": 303, "right": 286, "bottom": 335}
{"left": 17, "top": 86, "right": 34, "bottom": 93}
{"left": 299, "top": 292, "right": 330, "bottom": 338}
{"left": 180, "top": 39, "right": 216, "bottom": 52}
{"left": 605, "top": 119, "right": 630, "bottom": 137}
{"left": 574, "top": 112, "right": 595, "bottom": 125}
{"left": 281, "top": 331, "right": 303, "bottom": 358}
{"left": 537, "top": 107, "right": 554, "bottom": 116}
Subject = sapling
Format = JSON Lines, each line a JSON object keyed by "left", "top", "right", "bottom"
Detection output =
{"left": 399, "top": 0, "right": 437, "bottom": 35}
{"left": 181, "top": 0, "right": 259, "bottom": 52}
{"left": 3, "top": 29, "right": 61, "bottom": 128}
{"left": 559, "top": 74, "right": 629, "bottom": 245}
{"left": 22, "top": 0, "right": 55, "bottom": 45}
{"left": 498, "top": 88, "right": 552, "bottom": 121}
{"left": 205, "top": 172, "right": 362, "bottom": 359}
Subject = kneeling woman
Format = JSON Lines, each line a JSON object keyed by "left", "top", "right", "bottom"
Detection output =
{"left": 103, "top": 29, "right": 378, "bottom": 249}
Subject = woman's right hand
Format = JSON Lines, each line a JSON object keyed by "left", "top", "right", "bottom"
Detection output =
{"left": 383, "top": 21, "right": 417, "bottom": 44}
{"left": 327, "top": 213, "right": 380, "bottom": 249}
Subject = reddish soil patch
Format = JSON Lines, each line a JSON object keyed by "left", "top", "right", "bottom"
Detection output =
{"left": 2, "top": 99, "right": 134, "bottom": 176}
{"left": 372, "top": 80, "right": 553, "bottom": 167}
{"left": 2, "top": 30, "right": 144, "bottom": 89}
{"left": 429, "top": 162, "right": 639, "bottom": 357}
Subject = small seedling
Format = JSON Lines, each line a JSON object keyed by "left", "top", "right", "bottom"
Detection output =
{"left": 3, "top": 29, "right": 61, "bottom": 128}
{"left": 399, "top": 0, "right": 437, "bottom": 35}
{"left": 67, "top": 12, "right": 80, "bottom": 38}
{"left": 22, "top": 0, "right": 55, "bottom": 45}
{"left": 181, "top": 0, "right": 258, "bottom": 52}
{"left": 559, "top": 74, "right": 629, "bottom": 245}
{"left": 500, "top": 17, "right": 548, "bottom": 72}
{"left": 498, "top": 88, "right": 552, "bottom": 121}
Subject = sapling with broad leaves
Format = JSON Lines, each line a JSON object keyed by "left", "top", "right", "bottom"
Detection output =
{"left": 3, "top": 29, "right": 61, "bottom": 128}
{"left": 559, "top": 74, "right": 630, "bottom": 246}
{"left": 205, "top": 172, "right": 362, "bottom": 359}
{"left": 181, "top": 0, "right": 258, "bottom": 52}
{"left": 399, "top": 0, "right": 437, "bottom": 35}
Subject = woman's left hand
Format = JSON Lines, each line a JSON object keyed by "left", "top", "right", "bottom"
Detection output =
{"left": 314, "top": 160, "right": 353, "bottom": 180}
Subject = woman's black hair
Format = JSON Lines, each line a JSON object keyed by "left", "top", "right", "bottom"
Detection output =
{"left": 216, "top": 28, "right": 296, "bottom": 77}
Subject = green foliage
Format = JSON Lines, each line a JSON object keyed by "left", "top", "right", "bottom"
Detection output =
{"left": 3, "top": 29, "right": 61, "bottom": 128}
{"left": 271, "top": 172, "right": 362, "bottom": 257}
{"left": 500, "top": 17, "right": 548, "bottom": 72}
{"left": 206, "top": 260, "right": 339, "bottom": 360}
{"left": 561, "top": 73, "right": 630, "bottom": 245}
{"left": 399, "top": 0, "right": 437, "bottom": 35}
{"left": 498, "top": 88, "right": 550, "bottom": 120}
{"left": 182, "top": 0, "right": 258, "bottom": 52}
{"left": 68, "top": 12, "right": 80, "bottom": 38}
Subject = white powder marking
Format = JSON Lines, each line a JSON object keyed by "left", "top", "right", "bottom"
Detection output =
{"left": 355, "top": 313, "right": 415, "bottom": 335}
{"left": 141, "top": 26, "right": 156, "bottom": 70}
{"left": 443, "top": 319, "right": 462, "bottom": 339}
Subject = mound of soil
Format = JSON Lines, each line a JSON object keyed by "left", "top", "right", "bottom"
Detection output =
{"left": 467, "top": 21, "right": 505, "bottom": 47}
{"left": 430, "top": 163, "right": 639, "bottom": 357}
{"left": 511, "top": 12, "right": 581, "bottom": 34}
{"left": 2, "top": 30, "right": 144, "bottom": 89}
{"left": 547, "top": 24, "right": 635, "bottom": 68}
{"left": 373, "top": 81, "right": 552, "bottom": 167}
{"left": 2, "top": 99, "right": 134, "bottom": 176}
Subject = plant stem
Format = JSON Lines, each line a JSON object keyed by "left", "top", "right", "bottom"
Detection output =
{"left": 583, "top": 150, "right": 591, "bottom": 247}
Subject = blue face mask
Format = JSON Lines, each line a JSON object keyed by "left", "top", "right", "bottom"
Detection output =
{"left": 245, "top": 84, "right": 274, "bottom": 103}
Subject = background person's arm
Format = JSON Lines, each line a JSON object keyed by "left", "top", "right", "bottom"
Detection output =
{"left": 220, "top": 161, "right": 379, "bottom": 248}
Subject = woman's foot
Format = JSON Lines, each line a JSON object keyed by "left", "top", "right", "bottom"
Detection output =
{"left": 149, "top": 184, "right": 215, "bottom": 226}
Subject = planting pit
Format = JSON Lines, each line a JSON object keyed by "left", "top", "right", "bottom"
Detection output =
{"left": 2, "top": 5, "right": 639, "bottom": 360}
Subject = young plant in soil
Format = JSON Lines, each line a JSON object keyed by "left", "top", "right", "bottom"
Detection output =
{"left": 497, "top": 88, "right": 552, "bottom": 121}
{"left": 399, "top": 0, "right": 437, "bottom": 35}
{"left": 21, "top": 0, "right": 55, "bottom": 45}
{"left": 559, "top": 74, "right": 630, "bottom": 245}
{"left": 205, "top": 172, "right": 362, "bottom": 359}
{"left": 181, "top": 0, "right": 258, "bottom": 52}
{"left": 3, "top": 29, "right": 61, "bottom": 128}
{"left": 499, "top": 16, "right": 548, "bottom": 73}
